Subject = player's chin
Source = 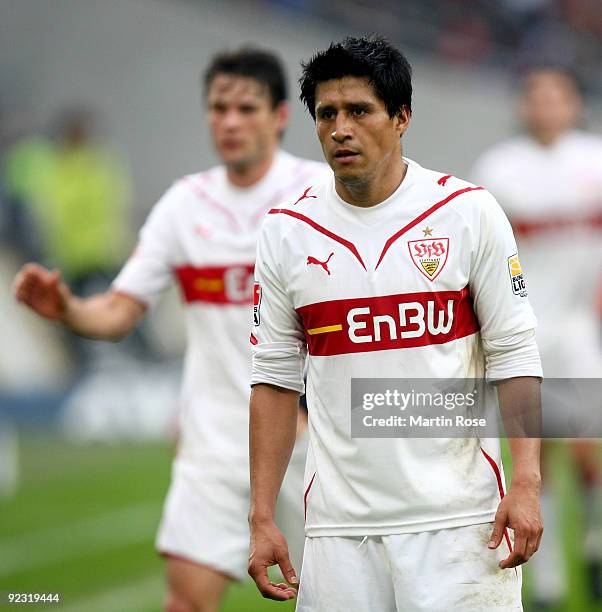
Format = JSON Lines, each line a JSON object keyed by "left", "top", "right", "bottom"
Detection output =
{"left": 217, "top": 146, "right": 250, "bottom": 166}
{"left": 334, "top": 167, "right": 366, "bottom": 185}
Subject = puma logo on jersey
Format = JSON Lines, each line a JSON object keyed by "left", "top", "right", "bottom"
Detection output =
{"left": 294, "top": 187, "right": 317, "bottom": 206}
{"left": 307, "top": 252, "right": 334, "bottom": 275}
{"left": 437, "top": 174, "right": 452, "bottom": 186}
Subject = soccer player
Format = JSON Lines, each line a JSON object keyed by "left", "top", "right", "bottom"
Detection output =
{"left": 248, "top": 36, "right": 543, "bottom": 610}
{"left": 13, "top": 48, "right": 327, "bottom": 612}
{"left": 472, "top": 65, "right": 602, "bottom": 608}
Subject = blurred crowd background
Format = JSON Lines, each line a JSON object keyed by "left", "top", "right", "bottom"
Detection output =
{"left": 0, "top": 0, "right": 600, "bottom": 610}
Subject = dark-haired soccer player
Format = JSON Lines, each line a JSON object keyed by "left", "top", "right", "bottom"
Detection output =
{"left": 248, "top": 36, "right": 543, "bottom": 610}
{"left": 14, "top": 48, "right": 327, "bottom": 612}
{"left": 473, "top": 65, "right": 602, "bottom": 609}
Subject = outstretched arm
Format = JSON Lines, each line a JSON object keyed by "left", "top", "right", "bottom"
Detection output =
{"left": 14, "top": 262, "right": 145, "bottom": 341}
{"left": 248, "top": 383, "right": 299, "bottom": 601}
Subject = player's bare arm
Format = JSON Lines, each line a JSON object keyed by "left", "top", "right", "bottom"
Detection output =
{"left": 248, "top": 383, "right": 299, "bottom": 601}
{"left": 14, "top": 262, "right": 145, "bottom": 340}
{"left": 489, "top": 376, "right": 543, "bottom": 569}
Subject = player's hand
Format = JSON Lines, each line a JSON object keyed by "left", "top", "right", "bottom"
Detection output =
{"left": 248, "top": 518, "right": 298, "bottom": 601}
{"left": 488, "top": 482, "right": 543, "bottom": 569}
{"left": 13, "top": 263, "right": 72, "bottom": 321}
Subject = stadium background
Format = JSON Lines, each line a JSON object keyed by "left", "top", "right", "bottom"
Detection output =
{"left": 0, "top": 0, "right": 601, "bottom": 610}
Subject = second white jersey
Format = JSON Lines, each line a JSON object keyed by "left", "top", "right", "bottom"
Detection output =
{"left": 472, "top": 131, "right": 602, "bottom": 372}
{"left": 113, "top": 150, "right": 328, "bottom": 473}
{"left": 252, "top": 160, "right": 541, "bottom": 536}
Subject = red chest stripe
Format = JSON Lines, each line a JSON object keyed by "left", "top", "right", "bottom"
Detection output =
{"left": 175, "top": 264, "right": 255, "bottom": 304}
{"left": 296, "top": 286, "right": 479, "bottom": 356}
{"left": 268, "top": 208, "right": 367, "bottom": 270}
{"left": 376, "top": 186, "right": 484, "bottom": 269}
{"left": 512, "top": 212, "right": 602, "bottom": 237}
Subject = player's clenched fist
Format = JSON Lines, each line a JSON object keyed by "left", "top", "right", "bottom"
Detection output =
{"left": 248, "top": 519, "right": 298, "bottom": 601}
{"left": 13, "top": 263, "right": 71, "bottom": 321}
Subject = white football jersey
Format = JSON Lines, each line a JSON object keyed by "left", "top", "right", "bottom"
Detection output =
{"left": 113, "top": 150, "right": 328, "bottom": 474}
{"left": 472, "top": 131, "right": 602, "bottom": 374}
{"left": 251, "top": 159, "right": 541, "bottom": 536}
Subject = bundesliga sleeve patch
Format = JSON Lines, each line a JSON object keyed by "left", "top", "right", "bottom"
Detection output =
{"left": 508, "top": 254, "right": 527, "bottom": 297}
{"left": 253, "top": 282, "right": 262, "bottom": 326}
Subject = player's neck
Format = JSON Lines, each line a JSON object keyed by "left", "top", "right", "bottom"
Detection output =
{"left": 529, "top": 129, "right": 567, "bottom": 148}
{"left": 335, "top": 159, "right": 408, "bottom": 208}
{"left": 226, "top": 152, "right": 276, "bottom": 188}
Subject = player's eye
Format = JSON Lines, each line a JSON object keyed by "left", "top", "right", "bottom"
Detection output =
{"left": 351, "top": 107, "right": 366, "bottom": 117}
{"left": 318, "top": 109, "right": 335, "bottom": 120}
{"left": 210, "top": 104, "right": 227, "bottom": 114}
{"left": 239, "top": 105, "right": 258, "bottom": 114}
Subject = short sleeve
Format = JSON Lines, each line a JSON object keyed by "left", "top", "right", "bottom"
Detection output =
{"left": 470, "top": 191, "right": 538, "bottom": 340}
{"left": 112, "top": 183, "right": 181, "bottom": 308}
{"left": 250, "top": 220, "right": 306, "bottom": 393}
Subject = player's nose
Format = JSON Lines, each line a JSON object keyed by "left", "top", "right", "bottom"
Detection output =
{"left": 332, "top": 116, "right": 353, "bottom": 140}
{"left": 222, "top": 109, "right": 243, "bottom": 130}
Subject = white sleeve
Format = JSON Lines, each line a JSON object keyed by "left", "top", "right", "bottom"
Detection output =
{"left": 482, "top": 329, "right": 543, "bottom": 382}
{"left": 250, "top": 221, "right": 306, "bottom": 393}
{"left": 470, "top": 191, "right": 538, "bottom": 340}
{"left": 112, "top": 183, "right": 181, "bottom": 308}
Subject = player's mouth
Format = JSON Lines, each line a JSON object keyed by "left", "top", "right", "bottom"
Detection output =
{"left": 333, "top": 149, "right": 360, "bottom": 164}
{"left": 220, "top": 139, "right": 246, "bottom": 152}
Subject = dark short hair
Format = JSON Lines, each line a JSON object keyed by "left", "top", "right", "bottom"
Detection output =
{"left": 204, "top": 47, "right": 287, "bottom": 108}
{"left": 299, "top": 35, "right": 412, "bottom": 120}
{"left": 519, "top": 63, "right": 584, "bottom": 97}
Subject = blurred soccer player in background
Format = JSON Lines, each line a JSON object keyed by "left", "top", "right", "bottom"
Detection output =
{"left": 248, "top": 35, "right": 542, "bottom": 611}
{"left": 472, "top": 65, "right": 602, "bottom": 609}
{"left": 14, "top": 48, "right": 327, "bottom": 612}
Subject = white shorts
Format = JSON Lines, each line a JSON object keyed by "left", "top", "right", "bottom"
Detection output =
{"left": 296, "top": 523, "right": 522, "bottom": 612}
{"left": 156, "top": 435, "right": 307, "bottom": 581}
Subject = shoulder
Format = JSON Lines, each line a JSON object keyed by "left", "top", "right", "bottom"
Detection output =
{"left": 564, "top": 130, "right": 602, "bottom": 155}
{"left": 411, "top": 160, "right": 505, "bottom": 230}
{"left": 278, "top": 150, "right": 331, "bottom": 181}
{"left": 157, "top": 165, "right": 225, "bottom": 210}
{"left": 408, "top": 158, "right": 489, "bottom": 204}
{"left": 470, "top": 137, "right": 532, "bottom": 178}
{"left": 261, "top": 176, "right": 330, "bottom": 237}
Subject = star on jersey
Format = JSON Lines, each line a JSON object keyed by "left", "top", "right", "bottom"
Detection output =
{"left": 422, "top": 226, "right": 433, "bottom": 237}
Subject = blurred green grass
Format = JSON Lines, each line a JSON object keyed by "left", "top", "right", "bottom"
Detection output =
{"left": 0, "top": 436, "right": 294, "bottom": 611}
{"left": 0, "top": 436, "right": 599, "bottom": 611}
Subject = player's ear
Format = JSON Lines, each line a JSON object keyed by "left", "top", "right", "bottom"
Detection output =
{"left": 394, "top": 106, "right": 411, "bottom": 136}
{"left": 275, "top": 101, "right": 289, "bottom": 135}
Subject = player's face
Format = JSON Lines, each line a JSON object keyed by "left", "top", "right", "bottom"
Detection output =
{"left": 520, "top": 70, "right": 582, "bottom": 142}
{"left": 314, "top": 76, "right": 409, "bottom": 186}
{"left": 207, "top": 74, "right": 287, "bottom": 171}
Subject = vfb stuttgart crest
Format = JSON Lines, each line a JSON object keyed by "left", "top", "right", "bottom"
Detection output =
{"left": 408, "top": 238, "right": 449, "bottom": 281}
